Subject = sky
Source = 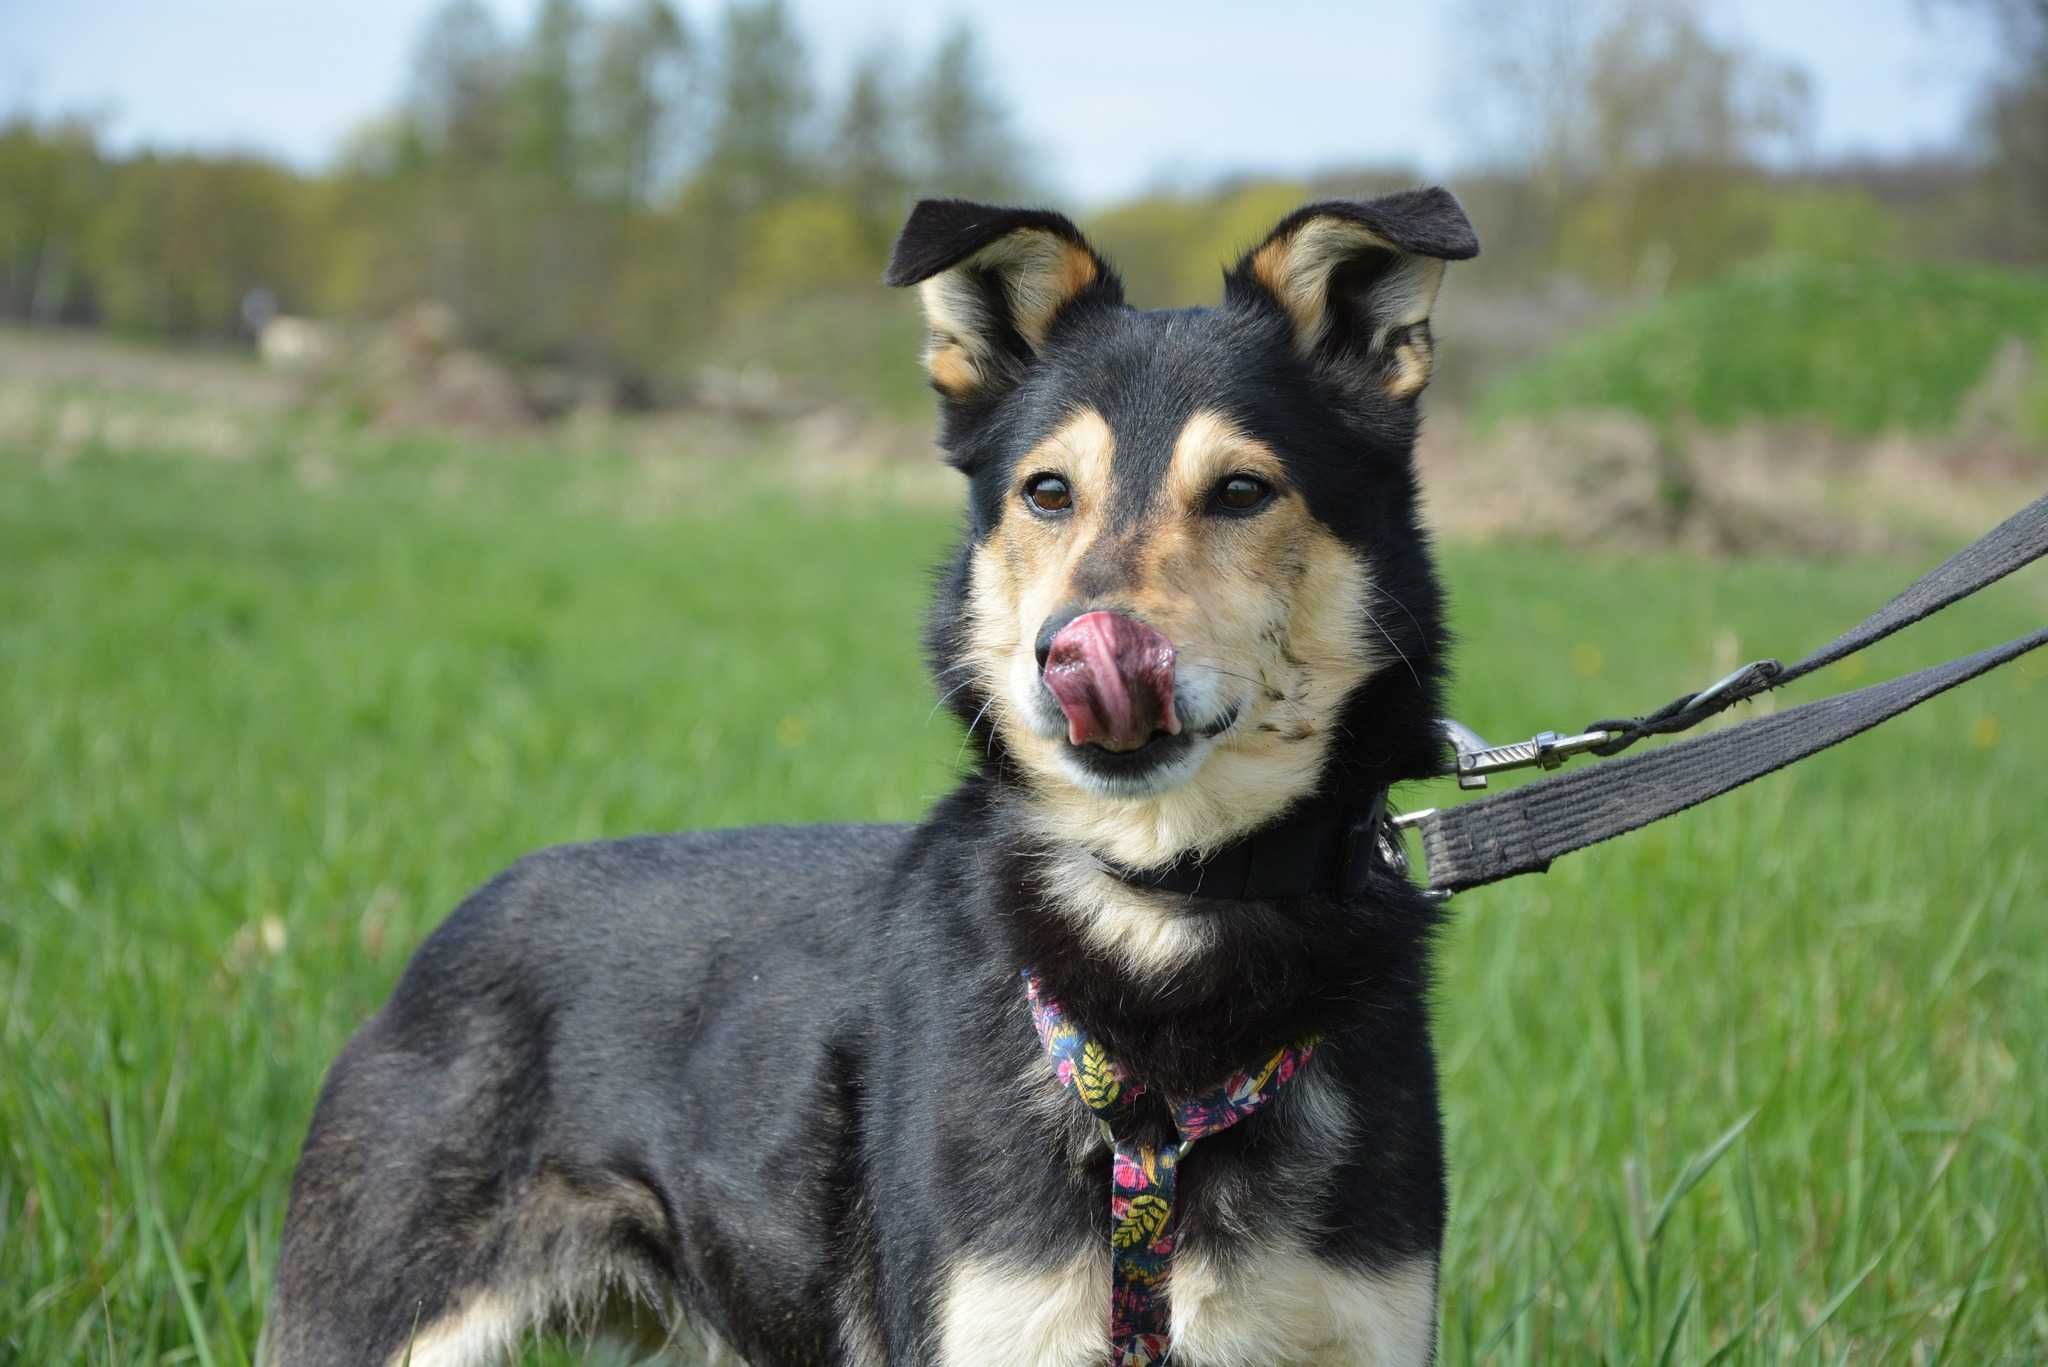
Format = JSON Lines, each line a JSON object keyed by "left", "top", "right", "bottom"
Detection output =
{"left": 0, "top": 0, "right": 2008, "bottom": 204}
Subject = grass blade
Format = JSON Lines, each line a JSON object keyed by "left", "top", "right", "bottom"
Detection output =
{"left": 153, "top": 1208, "right": 219, "bottom": 1367}
{"left": 1649, "top": 1108, "right": 1759, "bottom": 1244}
{"left": 1796, "top": 1252, "right": 1884, "bottom": 1352}
{"left": 1654, "top": 1279, "right": 1697, "bottom": 1367}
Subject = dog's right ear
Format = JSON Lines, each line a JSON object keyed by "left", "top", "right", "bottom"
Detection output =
{"left": 885, "top": 199, "right": 1122, "bottom": 403}
{"left": 1228, "top": 188, "right": 1478, "bottom": 401}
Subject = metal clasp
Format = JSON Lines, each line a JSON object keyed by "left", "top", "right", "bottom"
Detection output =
{"left": 1439, "top": 718, "right": 1616, "bottom": 790}
{"left": 1385, "top": 805, "right": 1448, "bottom": 900}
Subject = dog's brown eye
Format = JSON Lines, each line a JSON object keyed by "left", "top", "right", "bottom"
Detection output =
{"left": 1212, "top": 475, "right": 1271, "bottom": 514}
{"left": 1025, "top": 474, "right": 1073, "bottom": 514}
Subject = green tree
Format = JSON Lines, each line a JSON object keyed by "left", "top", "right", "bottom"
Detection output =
{"left": 1961, "top": 0, "right": 2048, "bottom": 260}
{"left": 588, "top": 0, "right": 695, "bottom": 208}
{"left": 0, "top": 116, "right": 106, "bottom": 323}
{"left": 834, "top": 52, "right": 907, "bottom": 249}
{"left": 85, "top": 154, "right": 317, "bottom": 337}
{"left": 1456, "top": 0, "right": 1812, "bottom": 290}
{"left": 912, "top": 24, "right": 1020, "bottom": 201}
{"left": 508, "top": 0, "right": 587, "bottom": 188}
{"left": 698, "top": 0, "right": 816, "bottom": 217}
{"left": 408, "top": 0, "right": 509, "bottom": 169}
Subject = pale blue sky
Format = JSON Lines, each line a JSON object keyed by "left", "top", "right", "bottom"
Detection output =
{"left": 0, "top": 0, "right": 2005, "bottom": 203}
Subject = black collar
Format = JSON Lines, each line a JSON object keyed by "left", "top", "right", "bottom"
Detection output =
{"left": 1097, "top": 789, "right": 1394, "bottom": 900}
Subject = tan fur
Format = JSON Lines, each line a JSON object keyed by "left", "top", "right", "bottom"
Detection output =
{"left": 965, "top": 406, "right": 1378, "bottom": 875}
{"left": 381, "top": 1290, "right": 526, "bottom": 1367}
{"left": 1171, "top": 1248, "right": 1439, "bottom": 1367}
{"left": 1035, "top": 847, "right": 1219, "bottom": 974}
{"left": 334, "top": 1170, "right": 688, "bottom": 1367}
{"left": 916, "top": 229, "right": 1099, "bottom": 395}
{"left": 376, "top": 1289, "right": 708, "bottom": 1367}
{"left": 938, "top": 1248, "right": 1113, "bottom": 1367}
{"left": 1251, "top": 218, "right": 1446, "bottom": 391}
{"left": 927, "top": 343, "right": 980, "bottom": 398}
{"left": 936, "top": 1246, "right": 1437, "bottom": 1366}
{"left": 1385, "top": 324, "right": 1434, "bottom": 401}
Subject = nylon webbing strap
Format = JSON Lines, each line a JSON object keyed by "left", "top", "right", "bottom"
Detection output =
{"left": 1585, "top": 493, "right": 2048, "bottom": 753}
{"left": 1778, "top": 491, "right": 2048, "bottom": 685}
{"left": 1418, "top": 627, "right": 2048, "bottom": 893}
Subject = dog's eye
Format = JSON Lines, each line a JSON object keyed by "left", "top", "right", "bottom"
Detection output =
{"left": 1211, "top": 475, "right": 1272, "bottom": 514}
{"left": 1024, "top": 474, "right": 1073, "bottom": 515}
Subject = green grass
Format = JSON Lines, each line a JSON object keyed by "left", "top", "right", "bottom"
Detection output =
{"left": 2, "top": 431, "right": 2044, "bottom": 1364}
{"left": 1477, "top": 259, "right": 2048, "bottom": 436}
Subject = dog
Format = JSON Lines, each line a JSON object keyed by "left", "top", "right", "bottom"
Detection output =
{"left": 266, "top": 187, "right": 1478, "bottom": 1366}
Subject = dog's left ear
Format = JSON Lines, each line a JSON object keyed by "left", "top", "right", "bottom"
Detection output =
{"left": 885, "top": 199, "right": 1121, "bottom": 403}
{"left": 1229, "top": 188, "right": 1479, "bottom": 400}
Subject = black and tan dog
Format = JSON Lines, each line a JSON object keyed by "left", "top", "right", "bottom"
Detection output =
{"left": 267, "top": 188, "right": 1478, "bottom": 1366}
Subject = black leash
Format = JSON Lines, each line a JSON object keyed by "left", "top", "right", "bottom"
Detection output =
{"left": 1406, "top": 492, "right": 2048, "bottom": 894}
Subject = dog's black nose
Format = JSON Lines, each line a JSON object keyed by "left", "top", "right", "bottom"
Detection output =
{"left": 1035, "top": 607, "right": 1088, "bottom": 672}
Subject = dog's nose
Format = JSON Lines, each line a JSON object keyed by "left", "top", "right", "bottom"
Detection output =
{"left": 1040, "top": 611, "right": 1180, "bottom": 751}
{"left": 1034, "top": 607, "right": 1085, "bottom": 673}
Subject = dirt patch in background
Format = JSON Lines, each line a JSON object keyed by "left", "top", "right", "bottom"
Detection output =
{"left": 3, "top": 326, "right": 2038, "bottom": 557}
{"left": 1414, "top": 414, "right": 2042, "bottom": 556}
{"left": 0, "top": 327, "right": 297, "bottom": 411}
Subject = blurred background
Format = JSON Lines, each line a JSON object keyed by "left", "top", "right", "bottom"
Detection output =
{"left": 1, "top": 0, "right": 2044, "bottom": 542}
{"left": 2, "top": 2, "right": 2045, "bottom": 1364}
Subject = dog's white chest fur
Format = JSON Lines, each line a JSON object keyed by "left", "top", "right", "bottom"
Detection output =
{"left": 938, "top": 1243, "right": 1437, "bottom": 1366}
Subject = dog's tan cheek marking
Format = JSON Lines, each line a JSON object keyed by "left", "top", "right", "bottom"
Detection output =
{"left": 1145, "top": 408, "right": 1329, "bottom": 727}
{"left": 1124, "top": 409, "right": 1285, "bottom": 646}
{"left": 963, "top": 409, "right": 1118, "bottom": 778}
{"left": 1010, "top": 407, "right": 1117, "bottom": 641}
{"left": 937, "top": 1248, "right": 1109, "bottom": 1366}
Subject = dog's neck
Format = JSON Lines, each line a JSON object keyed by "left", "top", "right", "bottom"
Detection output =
{"left": 1092, "top": 789, "right": 1391, "bottom": 901}
{"left": 985, "top": 782, "right": 1435, "bottom": 1098}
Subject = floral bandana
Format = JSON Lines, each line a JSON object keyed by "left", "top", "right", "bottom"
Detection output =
{"left": 1022, "top": 970, "right": 1318, "bottom": 1367}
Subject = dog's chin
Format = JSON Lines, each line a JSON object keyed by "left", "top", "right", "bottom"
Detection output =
{"left": 1054, "top": 730, "right": 1212, "bottom": 799}
{"left": 1005, "top": 660, "right": 1242, "bottom": 801}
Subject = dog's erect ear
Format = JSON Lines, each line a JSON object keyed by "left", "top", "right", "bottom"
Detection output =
{"left": 885, "top": 199, "right": 1121, "bottom": 402}
{"left": 1228, "top": 188, "right": 1478, "bottom": 400}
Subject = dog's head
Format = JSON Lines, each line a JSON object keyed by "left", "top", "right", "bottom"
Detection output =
{"left": 890, "top": 192, "right": 1476, "bottom": 868}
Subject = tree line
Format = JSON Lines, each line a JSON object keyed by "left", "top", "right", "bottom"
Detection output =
{"left": 2, "top": 0, "right": 2041, "bottom": 392}
{"left": 0, "top": 0, "right": 1021, "bottom": 378}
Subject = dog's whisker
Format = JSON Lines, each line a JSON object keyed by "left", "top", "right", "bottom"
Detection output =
{"left": 1372, "top": 583, "right": 1429, "bottom": 644}
{"left": 955, "top": 695, "right": 997, "bottom": 770}
{"left": 1362, "top": 608, "right": 1422, "bottom": 690}
{"left": 925, "top": 676, "right": 981, "bottom": 724}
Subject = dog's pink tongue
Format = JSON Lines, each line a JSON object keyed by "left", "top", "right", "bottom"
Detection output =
{"left": 1042, "top": 611, "right": 1180, "bottom": 751}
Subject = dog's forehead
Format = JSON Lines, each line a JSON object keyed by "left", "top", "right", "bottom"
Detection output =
{"left": 1008, "top": 306, "right": 1291, "bottom": 482}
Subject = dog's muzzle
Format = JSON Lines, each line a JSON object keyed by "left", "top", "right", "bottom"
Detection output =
{"left": 1041, "top": 611, "right": 1181, "bottom": 752}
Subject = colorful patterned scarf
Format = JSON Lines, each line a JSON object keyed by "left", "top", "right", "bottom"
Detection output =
{"left": 1022, "top": 971, "right": 1318, "bottom": 1366}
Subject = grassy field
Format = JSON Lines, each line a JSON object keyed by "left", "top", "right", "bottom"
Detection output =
{"left": 2, "top": 425, "right": 2044, "bottom": 1364}
{"left": 1477, "top": 261, "right": 2048, "bottom": 438}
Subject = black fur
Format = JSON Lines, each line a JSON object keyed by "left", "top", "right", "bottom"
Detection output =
{"left": 270, "top": 190, "right": 1477, "bottom": 1366}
